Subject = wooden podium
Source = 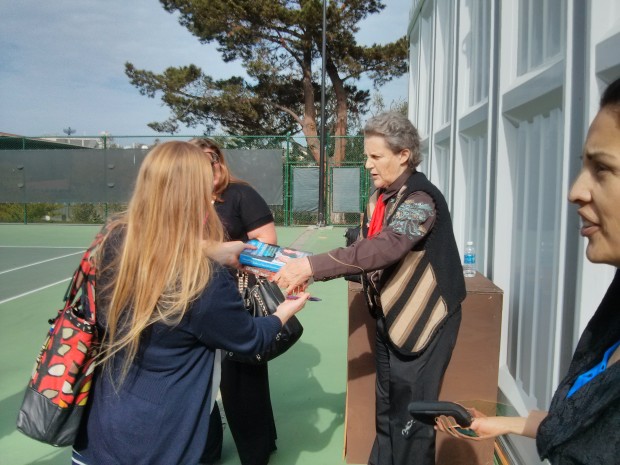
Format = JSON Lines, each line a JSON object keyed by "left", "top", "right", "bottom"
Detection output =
{"left": 344, "top": 273, "right": 503, "bottom": 464}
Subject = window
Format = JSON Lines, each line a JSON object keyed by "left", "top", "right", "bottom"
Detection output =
{"left": 434, "top": 0, "right": 454, "bottom": 127}
{"left": 409, "top": 25, "right": 420, "bottom": 127}
{"left": 517, "top": 0, "right": 565, "bottom": 75}
{"left": 461, "top": 0, "right": 491, "bottom": 107}
{"left": 433, "top": 140, "right": 451, "bottom": 199}
{"left": 419, "top": 145, "right": 430, "bottom": 176}
{"left": 460, "top": 128, "right": 488, "bottom": 269}
{"left": 507, "top": 107, "right": 564, "bottom": 407}
{"left": 417, "top": 3, "right": 433, "bottom": 136}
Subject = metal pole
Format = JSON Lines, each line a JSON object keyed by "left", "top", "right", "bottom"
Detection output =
{"left": 317, "top": 0, "right": 327, "bottom": 227}
{"left": 285, "top": 132, "right": 291, "bottom": 226}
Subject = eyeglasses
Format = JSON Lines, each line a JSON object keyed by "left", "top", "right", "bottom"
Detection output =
{"left": 204, "top": 150, "right": 220, "bottom": 167}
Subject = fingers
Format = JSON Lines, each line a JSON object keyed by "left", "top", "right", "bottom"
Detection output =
{"left": 292, "top": 291, "right": 310, "bottom": 303}
{"left": 435, "top": 416, "right": 483, "bottom": 441}
{"left": 273, "top": 272, "right": 296, "bottom": 293}
{"left": 272, "top": 264, "right": 309, "bottom": 294}
{"left": 435, "top": 416, "right": 459, "bottom": 438}
{"left": 279, "top": 292, "right": 310, "bottom": 313}
{"left": 285, "top": 283, "right": 308, "bottom": 295}
{"left": 292, "top": 283, "right": 308, "bottom": 293}
{"left": 272, "top": 271, "right": 298, "bottom": 294}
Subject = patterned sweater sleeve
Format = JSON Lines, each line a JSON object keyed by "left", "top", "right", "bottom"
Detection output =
{"left": 309, "top": 191, "right": 436, "bottom": 281}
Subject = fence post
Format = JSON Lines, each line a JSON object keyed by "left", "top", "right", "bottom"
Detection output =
{"left": 284, "top": 133, "right": 290, "bottom": 226}
{"left": 325, "top": 134, "right": 330, "bottom": 225}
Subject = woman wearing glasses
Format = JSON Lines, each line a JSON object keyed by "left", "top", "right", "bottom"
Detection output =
{"left": 190, "top": 138, "right": 279, "bottom": 465}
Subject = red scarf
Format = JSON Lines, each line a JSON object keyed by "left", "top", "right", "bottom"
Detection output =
{"left": 367, "top": 193, "right": 386, "bottom": 237}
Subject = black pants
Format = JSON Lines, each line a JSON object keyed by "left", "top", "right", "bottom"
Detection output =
{"left": 202, "top": 357, "right": 277, "bottom": 465}
{"left": 369, "top": 310, "right": 461, "bottom": 465}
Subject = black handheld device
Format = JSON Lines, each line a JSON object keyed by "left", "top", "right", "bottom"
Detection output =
{"left": 408, "top": 401, "right": 473, "bottom": 427}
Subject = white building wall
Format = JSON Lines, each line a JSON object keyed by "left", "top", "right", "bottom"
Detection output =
{"left": 406, "top": 0, "right": 620, "bottom": 462}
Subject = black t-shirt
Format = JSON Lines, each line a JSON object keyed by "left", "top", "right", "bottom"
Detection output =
{"left": 215, "top": 182, "right": 274, "bottom": 241}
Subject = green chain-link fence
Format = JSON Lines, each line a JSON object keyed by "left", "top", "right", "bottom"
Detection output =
{"left": 0, "top": 134, "right": 370, "bottom": 226}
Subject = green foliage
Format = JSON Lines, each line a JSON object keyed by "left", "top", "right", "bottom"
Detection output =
{"left": 28, "top": 203, "right": 62, "bottom": 222}
{"left": 368, "top": 93, "right": 408, "bottom": 117}
{"left": 106, "top": 203, "right": 127, "bottom": 215}
{"left": 126, "top": 0, "right": 407, "bottom": 144}
{"left": 0, "top": 203, "right": 62, "bottom": 223}
{"left": 71, "top": 203, "right": 104, "bottom": 224}
{"left": 0, "top": 203, "right": 26, "bottom": 222}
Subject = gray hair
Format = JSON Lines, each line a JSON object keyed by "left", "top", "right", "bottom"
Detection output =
{"left": 363, "top": 111, "right": 421, "bottom": 169}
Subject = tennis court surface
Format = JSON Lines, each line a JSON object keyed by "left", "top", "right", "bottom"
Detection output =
{"left": 0, "top": 224, "right": 350, "bottom": 465}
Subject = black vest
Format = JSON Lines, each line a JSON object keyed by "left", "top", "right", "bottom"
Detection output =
{"left": 385, "top": 172, "right": 466, "bottom": 309}
{"left": 367, "top": 171, "right": 466, "bottom": 355}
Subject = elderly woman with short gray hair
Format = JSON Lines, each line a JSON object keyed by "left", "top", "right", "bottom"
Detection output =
{"left": 274, "top": 111, "right": 466, "bottom": 465}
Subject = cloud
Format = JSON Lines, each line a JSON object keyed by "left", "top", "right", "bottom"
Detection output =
{"left": 0, "top": 0, "right": 409, "bottom": 137}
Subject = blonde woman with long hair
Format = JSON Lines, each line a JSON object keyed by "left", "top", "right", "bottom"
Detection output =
{"left": 71, "top": 141, "right": 308, "bottom": 465}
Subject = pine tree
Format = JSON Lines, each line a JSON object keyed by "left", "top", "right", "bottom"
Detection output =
{"left": 125, "top": 0, "right": 407, "bottom": 163}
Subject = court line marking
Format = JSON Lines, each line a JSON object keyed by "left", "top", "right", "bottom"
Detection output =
{"left": 0, "top": 251, "right": 85, "bottom": 275}
{"left": 0, "top": 278, "right": 71, "bottom": 305}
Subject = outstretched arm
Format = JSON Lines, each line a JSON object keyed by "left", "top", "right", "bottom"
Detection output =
{"left": 439, "top": 409, "right": 548, "bottom": 440}
{"left": 204, "top": 240, "right": 253, "bottom": 268}
{"left": 477, "top": 410, "right": 546, "bottom": 439}
{"left": 273, "top": 257, "right": 313, "bottom": 294}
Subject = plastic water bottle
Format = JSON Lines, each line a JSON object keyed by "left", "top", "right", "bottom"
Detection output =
{"left": 463, "top": 241, "right": 476, "bottom": 278}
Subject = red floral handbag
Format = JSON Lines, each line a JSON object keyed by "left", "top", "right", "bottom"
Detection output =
{"left": 16, "top": 230, "right": 105, "bottom": 447}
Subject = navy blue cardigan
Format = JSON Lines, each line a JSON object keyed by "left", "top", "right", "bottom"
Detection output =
{"left": 74, "top": 261, "right": 281, "bottom": 464}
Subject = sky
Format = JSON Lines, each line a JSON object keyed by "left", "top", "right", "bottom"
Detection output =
{"left": 0, "top": 0, "right": 411, "bottom": 139}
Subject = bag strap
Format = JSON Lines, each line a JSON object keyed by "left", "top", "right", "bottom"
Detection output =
{"left": 62, "top": 225, "right": 109, "bottom": 322}
{"left": 237, "top": 270, "right": 249, "bottom": 295}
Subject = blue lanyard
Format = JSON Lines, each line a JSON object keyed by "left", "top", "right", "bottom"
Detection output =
{"left": 567, "top": 339, "right": 620, "bottom": 398}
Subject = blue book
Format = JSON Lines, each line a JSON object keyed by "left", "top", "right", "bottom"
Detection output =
{"left": 239, "top": 239, "right": 312, "bottom": 274}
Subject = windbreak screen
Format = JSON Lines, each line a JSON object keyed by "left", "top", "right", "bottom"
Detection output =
{"left": 0, "top": 148, "right": 283, "bottom": 205}
{"left": 292, "top": 167, "right": 319, "bottom": 212}
{"left": 332, "top": 167, "right": 361, "bottom": 213}
{"left": 0, "top": 149, "right": 147, "bottom": 203}
{"left": 224, "top": 149, "right": 283, "bottom": 205}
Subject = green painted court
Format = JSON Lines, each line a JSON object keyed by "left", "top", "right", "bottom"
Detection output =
{"left": 0, "top": 224, "right": 351, "bottom": 465}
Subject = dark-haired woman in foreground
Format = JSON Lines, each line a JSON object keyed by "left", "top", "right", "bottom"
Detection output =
{"left": 439, "top": 77, "right": 620, "bottom": 464}
{"left": 190, "top": 138, "right": 280, "bottom": 465}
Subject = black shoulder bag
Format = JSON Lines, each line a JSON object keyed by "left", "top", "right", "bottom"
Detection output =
{"left": 225, "top": 273, "right": 304, "bottom": 364}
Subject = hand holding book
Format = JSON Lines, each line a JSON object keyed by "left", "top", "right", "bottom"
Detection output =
{"left": 273, "top": 256, "right": 314, "bottom": 295}
{"left": 239, "top": 240, "right": 314, "bottom": 294}
{"left": 206, "top": 240, "right": 255, "bottom": 268}
{"left": 240, "top": 240, "right": 311, "bottom": 273}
